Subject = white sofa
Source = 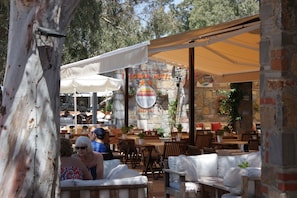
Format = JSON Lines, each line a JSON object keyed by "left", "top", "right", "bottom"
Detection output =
{"left": 60, "top": 159, "right": 152, "bottom": 198}
{"left": 164, "top": 151, "right": 261, "bottom": 198}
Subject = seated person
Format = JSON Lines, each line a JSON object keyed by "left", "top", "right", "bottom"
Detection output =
{"left": 60, "top": 137, "right": 92, "bottom": 181}
{"left": 91, "top": 128, "right": 108, "bottom": 153}
{"left": 72, "top": 136, "right": 104, "bottom": 180}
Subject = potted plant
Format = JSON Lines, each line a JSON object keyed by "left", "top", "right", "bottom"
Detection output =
{"left": 137, "top": 132, "right": 145, "bottom": 144}
{"left": 176, "top": 123, "right": 183, "bottom": 141}
{"left": 121, "top": 125, "right": 134, "bottom": 138}
{"left": 216, "top": 129, "right": 224, "bottom": 143}
{"left": 82, "top": 125, "right": 88, "bottom": 134}
{"left": 156, "top": 128, "right": 165, "bottom": 138}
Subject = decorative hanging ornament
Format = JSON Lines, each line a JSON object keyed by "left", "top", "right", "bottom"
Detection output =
{"left": 135, "top": 81, "right": 156, "bottom": 109}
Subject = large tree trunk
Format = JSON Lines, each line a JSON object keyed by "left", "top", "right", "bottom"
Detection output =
{"left": 0, "top": 1, "right": 79, "bottom": 197}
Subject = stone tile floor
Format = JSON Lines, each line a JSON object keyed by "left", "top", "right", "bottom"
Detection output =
{"left": 128, "top": 162, "right": 165, "bottom": 198}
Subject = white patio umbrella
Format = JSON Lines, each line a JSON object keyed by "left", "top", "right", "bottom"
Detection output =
{"left": 60, "top": 75, "right": 122, "bottom": 127}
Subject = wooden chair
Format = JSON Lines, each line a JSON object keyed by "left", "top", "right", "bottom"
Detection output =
{"left": 241, "top": 133, "right": 259, "bottom": 150}
{"left": 195, "top": 133, "right": 213, "bottom": 150}
{"left": 118, "top": 138, "right": 140, "bottom": 168}
{"left": 162, "top": 141, "right": 188, "bottom": 160}
{"left": 109, "top": 128, "right": 122, "bottom": 151}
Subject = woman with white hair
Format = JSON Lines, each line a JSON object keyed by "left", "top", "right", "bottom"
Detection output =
{"left": 72, "top": 136, "right": 104, "bottom": 180}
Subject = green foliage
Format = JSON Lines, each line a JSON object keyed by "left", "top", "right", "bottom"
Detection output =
{"left": 0, "top": 2, "right": 10, "bottom": 83}
{"left": 168, "top": 100, "right": 177, "bottom": 128}
{"left": 121, "top": 124, "right": 134, "bottom": 134}
{"left": 217, "top": 83, "right": 243, "bottom": 126}
{"left": 171, "top": 0, "right": 259, "bottom": 30}
{"left": 176, "top": 123, "right": 183, "bottom": 133}
{"left": 216, "top": 129, "right": 224, "bottom": 136}
{"left": 138, "top": 132, "right": 145, "bottom": 139}
{"left": 156, "top": 127, "right": 165, "bottom": 137}
{"left": 238, "top": 161, "right": 249, "bottom": 169}
{"left": 63, "top": 0, "right": 148, "bottom": 64}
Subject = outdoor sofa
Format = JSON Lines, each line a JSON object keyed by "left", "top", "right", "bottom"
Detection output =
{"left": 163, "top": 151, "right": 261, "bottom": 198}
{"left": 60, "top": 159, "right": 152, "bottom": 198}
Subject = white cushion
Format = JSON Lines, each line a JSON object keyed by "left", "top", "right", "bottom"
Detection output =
{"left": 103, "top": 159, "right": 121, "bottom": 178}
{"left": 169, "top": 181, "right": 200, "bottom": 192}
{"left": 61, "top": 176, "right": 148, "bottom": 198}
{"left": 189, "top": 153, "right": 218, "bottom": 177}
{"left": 168, "top": 156, "right": 180, "bottom": 183}
{"left": 107, "top": 164, "right": 140, "bottom": 179}
{"left": 176, "top": 155, "right": 199, "bottom": 181}
{"left": 221, "top": 193, "right": 242, "bottom": 198}
{"left": 61, "top": 175, "right": 148, "bottom": 187}
{"left": 244, "top": 167, "right": 261, "bottom": 177}
{"left": 223, "top": 167, "right": 246, "bottom": 195}
{"left": 218, "top": 152, "right": 261, "bottom": 178}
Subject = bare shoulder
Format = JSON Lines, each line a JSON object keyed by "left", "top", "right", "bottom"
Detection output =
{"left": 71, "top": 156, "right": 85, "bottom": 166}
{"left": 93, "top": 151, "right": 103, "bottom": 160}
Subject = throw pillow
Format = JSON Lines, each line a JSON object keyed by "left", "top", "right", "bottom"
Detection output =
{"left": 176, "top": 155, "right": 198, "bottom": 182}
{"left": 223, "top": 167, "right": 246, "bottom": 195}
{"left": 106, "top": 164, "right": 128, "bottom": 179}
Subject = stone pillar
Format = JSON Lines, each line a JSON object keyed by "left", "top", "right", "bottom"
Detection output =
{"left": 261, "top": 0, "right": 297, "bottom": 197}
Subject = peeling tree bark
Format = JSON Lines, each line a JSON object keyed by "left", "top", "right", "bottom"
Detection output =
{"left": 0, "top": 1, "right": 80, "bottom": 197}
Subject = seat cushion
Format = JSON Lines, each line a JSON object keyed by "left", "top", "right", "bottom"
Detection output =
{"left": 189, "top": 153, "right": 218, "bottom": 177}
{"left": 103, "top": 159, "right": 121, "bottom": 178}
{"left": 106, "top": 164, "right": 140, "bottom": 179}
{"left": 223, "top": 167, "right": 246, "bottom": 195}
{"left": 169, "top": 181, "right": 200, "bottom": 192}
{"left": 176, "top": 155, "right": 199, "bottom": 181}
{"left": 221, "top": 193, "right": 242, "bottom": 198}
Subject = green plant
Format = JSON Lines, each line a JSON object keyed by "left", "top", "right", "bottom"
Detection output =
{"left": 176, "top": 123, "right": 183, "bottom": 133}
{"left": 128, "top": 87, "right": 136, "bottom": 95}
{"left": 138, "top": 132, "right": 145, "bottom": 139}
{"left": 216, "top": 84, "right": 243, "bottom": 127}
{"left": 238, "top": 161, "right": 249, "bottom": 168}
{"left": 156, "top": 128, "right": 165, "bottom": 137}
{"left": 168, "top": 100, "right": 177, "bottom": 129}
{"left": 216, "top": 129, "right": 224, "bottom": 136}
{"left": 121, "top": 125, "right": 134, "bottom": 134}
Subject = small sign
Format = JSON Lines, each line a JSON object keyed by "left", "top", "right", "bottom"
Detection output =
{"left": 135, "top": 85, "right": 156, "bottom": 109}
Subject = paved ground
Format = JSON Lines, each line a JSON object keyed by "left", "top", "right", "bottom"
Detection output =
{"left": 128, "top": 163, "right": 165, "bottom": 198}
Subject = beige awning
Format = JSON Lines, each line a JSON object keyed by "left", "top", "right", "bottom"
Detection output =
{"left": 60, "top": 41, "right": 149, "bottom": 79}
{"left": 148, "top": 15, "right": 260, "bottom": 83}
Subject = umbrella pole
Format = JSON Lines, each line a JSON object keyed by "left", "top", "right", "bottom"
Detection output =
{"left": 92, "top": 92, "right": 97, "bottom": 124}
{"left": 74, "top": 88, "right": 78, "bottom": 134}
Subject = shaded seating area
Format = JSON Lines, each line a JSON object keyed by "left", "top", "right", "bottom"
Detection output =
{"left": 163, "top": 151, "right": 261, "bottom": 198}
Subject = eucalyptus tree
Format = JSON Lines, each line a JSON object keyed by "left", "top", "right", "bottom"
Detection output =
{"left": 63, "top": 0, "right": 150, "bottom": 64}
{"left": 0, "top": 1, "right": 9, "bottom": 83}
{"left": 170, "top": 0, "right": 259, "bottom": 30}
{"left": 0, "top": 1, "right": 79, "bottom": 196}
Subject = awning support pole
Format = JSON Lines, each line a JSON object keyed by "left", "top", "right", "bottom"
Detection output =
{"left": 189, "top": 46, "right": 195, "bottom": 145}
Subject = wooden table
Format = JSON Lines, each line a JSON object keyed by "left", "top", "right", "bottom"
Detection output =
{"left": 198, "top": 177, "right": 230, "bottom": 198}
{"left": 216, "top": 149, "right": 258, "bottom": 156}
{"left": 212, "top": 140, "right": 248, "bottom": 149}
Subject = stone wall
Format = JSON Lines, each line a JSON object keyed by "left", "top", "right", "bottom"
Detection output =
{"left": 112, "top": 62, "right": 260, "bottom": 134}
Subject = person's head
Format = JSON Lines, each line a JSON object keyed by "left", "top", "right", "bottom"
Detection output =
{"left": 75, "top": 136, "right": 93, "bottom": 154}
{"left": 88, "top": 126, "right": 97, "bottom": 140}
{"left": 93, "top": 128, "right": 106, "bottom": 140}
{"left": 60, "top": 137, "right": 73, "bottom": 157}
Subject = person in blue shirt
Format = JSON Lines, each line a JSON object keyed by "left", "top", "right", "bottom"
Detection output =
{"left": 91, "top": 128, "right": 108, "bottom": 153}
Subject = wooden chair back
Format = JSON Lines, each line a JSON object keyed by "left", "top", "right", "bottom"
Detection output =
{"left": 162, "top": 141, "right": 187, "bottom": 160}
{"left": 195, "top": 133, "right": 213, "bottom": 149}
